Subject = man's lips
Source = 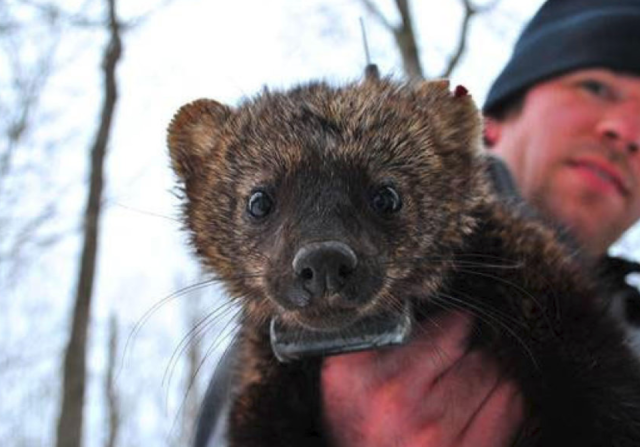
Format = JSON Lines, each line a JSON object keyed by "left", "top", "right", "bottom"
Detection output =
{"left": 568, "top": 158, "right": 631, "bottom": 196}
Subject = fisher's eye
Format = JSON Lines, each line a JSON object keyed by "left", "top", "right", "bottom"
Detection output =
{"left": 247, "top": 190, "right": 274, "bottom": 219}
{"left": 371, "top": 185, "right": 402, "bottom": 216}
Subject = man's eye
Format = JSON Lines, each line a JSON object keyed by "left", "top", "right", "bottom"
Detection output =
{"left": 578, "top": 79, "right": 614, "bottom": 99}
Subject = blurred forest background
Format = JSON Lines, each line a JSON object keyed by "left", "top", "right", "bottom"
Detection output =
{"left": 3, "top": 0, "right": 639, "bottom": 446}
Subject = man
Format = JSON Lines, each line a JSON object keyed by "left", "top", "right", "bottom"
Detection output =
{"left": 323, "top": 0, "right": 640, "bottom": 446}
{"left": 196, "top": 0, "right": 640, "bottom": 445}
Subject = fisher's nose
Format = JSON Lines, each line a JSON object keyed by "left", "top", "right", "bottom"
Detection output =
{"left": 292, "top": 241, "right": 358, "bottom": 302}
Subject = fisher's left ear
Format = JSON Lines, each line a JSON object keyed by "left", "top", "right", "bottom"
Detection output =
{"left": 413, "top": 79, "right": 475, "bottom": 105}
{"left": 413, "top": 79, "right": 483, "bottom": 153}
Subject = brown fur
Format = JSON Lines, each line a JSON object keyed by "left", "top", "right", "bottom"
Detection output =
{"left": 168, "top": 78, "right": 640, "bottom": 446}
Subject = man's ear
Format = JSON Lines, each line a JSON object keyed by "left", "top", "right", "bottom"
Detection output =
{"left": 483, "top": 116, "right": 502, "bottom": 148}
{"left": 167, "top": 99, "right": 233, "bottom": 182}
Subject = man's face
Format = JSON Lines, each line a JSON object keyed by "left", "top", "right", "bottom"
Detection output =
{"left": 488, "top": 68, "right": 640, "bottom": 257}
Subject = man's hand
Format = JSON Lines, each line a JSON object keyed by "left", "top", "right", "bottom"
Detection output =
{"left": 321, "top": 312, "right": 524, "bottom": 447}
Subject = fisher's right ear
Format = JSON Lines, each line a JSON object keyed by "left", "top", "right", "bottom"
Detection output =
{"left": 167, "top": 99, "right": 233, "bottom": 183}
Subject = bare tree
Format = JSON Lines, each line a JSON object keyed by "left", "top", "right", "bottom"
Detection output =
{"left": 55, "top": 0, "right": 123, "bottom": 445}
{"left": 360, "top": 0, "right": 422, "bottom": 78}
{"left": 0, "top": 1, "right": 64, "bottom": 289}
{"left": 104, "top": 315, "right": 121, "bottom": 447}
{"left": 360, "top": 0, "right": 502, "bottom": 79}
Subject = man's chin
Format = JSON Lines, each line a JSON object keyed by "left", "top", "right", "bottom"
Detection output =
{"left": 536, "top": 195, "right": 616, "bottom": 257}
{"left": 561, "top": 213, "right": 618, "bottom": 257}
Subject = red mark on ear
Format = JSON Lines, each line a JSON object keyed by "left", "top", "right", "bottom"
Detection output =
{"left": 454, "top": 85, "right": 468, "bottom": 98}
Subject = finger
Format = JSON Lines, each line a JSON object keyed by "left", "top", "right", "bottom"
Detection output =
{"left": 322, "top": 311, "right": 473, "bottom": 392}
{"left": 406, "top": 377, "right": 523, "bottom": 447}
{"left": 373, "top": 311, "right": 474, "bottom": 385}
{"left": 410, "top": 350, "right": 501, "bottom": 433}
{"left": 459, "top": 380, "right": 525, "bottom": 447}
{"left": 321, "top": 312, "right": 476, "bottom": 445}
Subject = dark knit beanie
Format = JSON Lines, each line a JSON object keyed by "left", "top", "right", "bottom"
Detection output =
{"left": 483, "top": 0, "right": 640, "bottom": 115}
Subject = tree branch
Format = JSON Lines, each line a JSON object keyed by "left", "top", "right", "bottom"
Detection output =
{"left": 359, "top": 0, "right": 394, "bottom": 32}
{"left": 441, "top": 0, "right": 502, "bottom": 77}
{"left": 474, "top": 0, "right": 502, "bottom": 14}
{"left": 359, "top": 0, "right": 424, "bottom": 78}
{"left": 54, "top": 0, "right": 122, "bottom": 445}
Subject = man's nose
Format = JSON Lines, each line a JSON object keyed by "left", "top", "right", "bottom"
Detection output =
{"left": 597, "top": 101, "right": 640, "bottom": 155}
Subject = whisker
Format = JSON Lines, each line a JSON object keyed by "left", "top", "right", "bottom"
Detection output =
{"left": 383, "top": 255, "right": 523, "bottom": 270}
{"left": 162, "top": 298, "right": 239, "bottom": 391}
{"left": 454, "top": 266, "right": 555, "bottom": 332}
{"left": 120, "top": 271, "right": 265, "bottom": 378}
{"left": 452, "top": 260, "right": 524, "bottom": 270}
{"left": 454, "top": 253, "right": 523, "bottom": 264}
{"left": 118, "top": 278, "right": 219, "bottom": 380}
{"left": 431, "top": 293, "right": 539, "bottom": 370}
{"left": 112, "top": 202, "right": 181, "bottom": 223}
{"left": 433, "top": 293, "right": 516, "bottom": 341}
{"left": 417, "top": 313, "right": 459, "bottom": 368}
{"left": 445, "top": 286, "right": 525, "bottom": 329}
{"left": 195, "top": 308, "right": 245, "bottom": 379}
{"left": 167, "top": 306, "right": 244, "bottom": 441}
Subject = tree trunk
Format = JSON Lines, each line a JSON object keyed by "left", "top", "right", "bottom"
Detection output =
{"left": 104, "top": 315, "right": 120, "bottom": 447}
{"left": 392, "top": 0, "right": 423, "bottom": 79}
{"left": 55, "top": 1, "right": 122, "bottom": 446}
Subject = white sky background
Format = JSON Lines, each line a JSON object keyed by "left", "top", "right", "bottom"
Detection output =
{"left": 10, "top": 0, "right": 640, "bottom": 445}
